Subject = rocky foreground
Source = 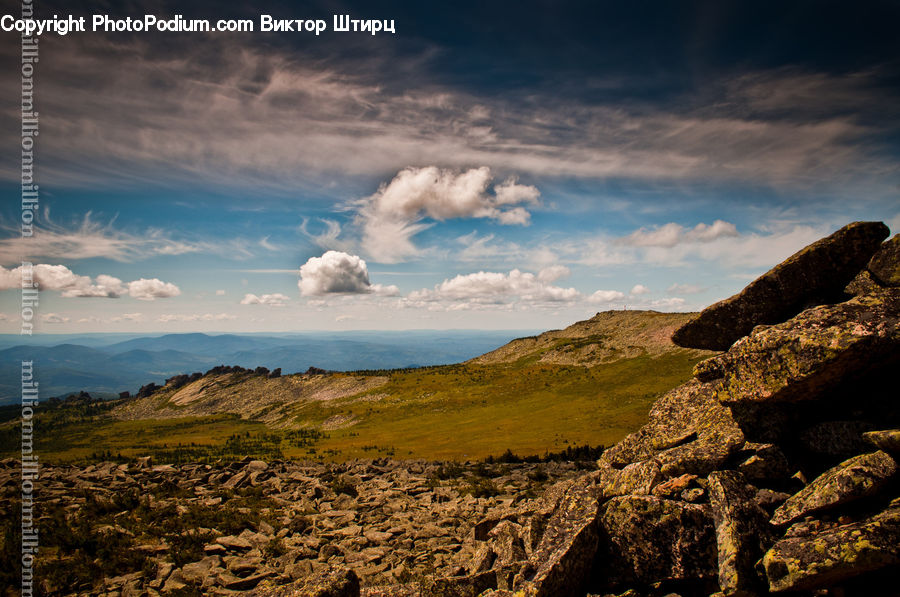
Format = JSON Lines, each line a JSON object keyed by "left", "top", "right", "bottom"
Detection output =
{"left": 5, "top": 222, "right": 900, "bottom": 597}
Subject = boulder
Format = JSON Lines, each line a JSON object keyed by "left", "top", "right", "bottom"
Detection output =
{"left": 423, "top": 571, "right": 497, "bottom": 596}
{"left": 597, "top": 459, "right": 662, "bottom": 498}
{"left": 599, "top": 495, "right": 717, "bottom": 585}
{"left": 763, "top": 501, "right": 900, "bottom": 592}
{"left": 696, "top": 288, "right": 900, "bottom": 405}
{"left": 514, "top": 474, "right": 602, "bottom": 597}
{"left": 672, "top": 221, "right": 889, "bottom": 350}
{"left": 868, "top": 233, "right": 900, "bottom": 286}
{"left": 735, "top": 443, "right": 791, "bottom": 482}
{"left": 799, "top": 420, "right": 875, "bottom": 459}
{"left": 250, "top": 566, "right": 359, "bottom": 596}
{"left": 600, "top": 379, "right": 745, "bottom": 478}
{"left": 707, "top": 471, "right": 773, "bottom": 595}
{"left": 771, "top": 450, "right": 897, "bottom": 526}
{"left": 863, "top": 429, "right": 900, "bottom": 454}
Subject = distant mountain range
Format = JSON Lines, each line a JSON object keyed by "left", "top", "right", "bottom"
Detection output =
{"left": 0, "top": 330, "right": 531, "bottom": 404}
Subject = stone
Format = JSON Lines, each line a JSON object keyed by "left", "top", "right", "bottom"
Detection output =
{"left": 799, "top": 420, "right": 875, "bottom": 459}
{"left": 514, "top": 474, "right": 602, "bottom": 597}
{"left": 600, "top": 379, "right": 745, "bottom": 478}
{"left": 161, "top": 569, "right": 187, "bottom": 592}
{"left": 868, "top": 233, "right": 900, "bottom": 287}
{"left": 735, "top": 443, "right": 791, "bottom": 482}
{"left": 651, "top": 473, "right": 697, "bottom": 498}
{"left": 672, "top": 221, "right": 889, "bottom": 350}
{"left": 697, "top": 287, "right": 900, "bottom": 405}
{"left": 771, "top": 450, "right": 898, "bottom": 526}
{"left": 216, "top": 535, "right": 254, "bottom": 551}
{"left": 707, "top": 471, "right": 772, "bottom": 595}
{"left": 844, "top": 269, "right": 882, "bottom": 296}
{"left": 863, "top": 429, "right": 900, "bottom": 454}
{"left": 423, "top": 571, "right": 497, "bottom": 596}
{"left": 181, "top": 556, "right": 222, "bottom": 583}
{"left": 487, "top": 520, "right": 526, "bottom": 568}
{"left": 599, "top": 495, "right": 717, "bottom": 585}
{"left": 250, "top": 566, "right": 359, "bottom": 596}
{"left": 763, "top": 502, "right": 900, "bottom": 592}
{"left": 598, "top": 459, "right": 662, "bottom": 498}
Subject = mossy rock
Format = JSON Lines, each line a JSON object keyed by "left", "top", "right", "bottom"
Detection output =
{"left": 673, "top": 221, "right": 889, "bottom": 350}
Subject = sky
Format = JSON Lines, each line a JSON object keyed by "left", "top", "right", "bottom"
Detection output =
{"left": 1, "top": 0, "right": 898, "bottom": 333}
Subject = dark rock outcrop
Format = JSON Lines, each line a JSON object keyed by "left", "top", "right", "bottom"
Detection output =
{"left": 763, "top": 500, "right": 900, "bottom": 592}
{"left": 672, "top": 221, "right": 889, "bottom": 350}
{"left": 598, "top": 495, "right": 717, "bottom": 585}
{"left": 695, "top": 288, "right": 900, "bottom": 406}
{"left": 868, "top": 233, "right": 900, "bottom": 286}
{"left": 771, "top": 450, "right": 897, "bottom": 526}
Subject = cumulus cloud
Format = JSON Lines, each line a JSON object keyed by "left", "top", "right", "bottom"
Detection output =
{"left": 298, "top": 251, "right": 399, "bottom": 297}
{"left": 405, "top": 267, "right": 579, "bottom": 310}
{"left": 588, "top": 290, "right": 626, "bottom": 304}
{"left": 621, "top": 220, "right": 738, "bottom": 248}
{"left": 0, "top": 264, "right": 180, "bottom": 300}
{"left": 215, "top": 289, "right": 226, "bottom": 296}
{"left": 240, "top": 293, "right": 290, "bottom": 306}
{"left": 357, "top": 167, "right": 540, "bottom": 262}
{"left": 126, "top": 279, "right": 181, "bottom": 300}
{"left": 630, "top": 284, "right": 650, "bottom": 295}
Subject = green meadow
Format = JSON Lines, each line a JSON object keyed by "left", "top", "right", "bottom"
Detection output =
{"left": 0, "top": 350, "right": 704, "bottom": 464}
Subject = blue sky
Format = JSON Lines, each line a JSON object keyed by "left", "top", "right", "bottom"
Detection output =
{"left": 1, "top": 0, "right": 899, "bottom": 332}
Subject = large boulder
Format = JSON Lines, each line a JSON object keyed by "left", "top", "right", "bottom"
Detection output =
{"left": 771, "top": 450, "right": 897, "bottom": 526}
{"left": 707, "top": 471, "right": 773, "bottom": 595}
{"left": 599, "top": 379, "right": 745, "bottom": 478}
{"left": 673, "top": 221, "right": 889, "bottom": 350}
{"left": 763, "top": 500, "right": 900, "bottom": 592}
{"left": 695, "top": 287, "right": 900, "bottom": 406}
{"left": 513, "top": 474, "right": 602, "bottom": 597}
{"left": 868, "top": 233, "right": 900, "bottom": 286}
{"left": 598, "top": 495, "right": 717, "bottom": 585}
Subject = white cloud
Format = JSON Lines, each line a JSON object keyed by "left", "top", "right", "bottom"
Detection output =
{"left": 299, "top": 218, "right": 354, "bottom": 253}
{"left": 111, "top": 313, "right": 143, "bottom": 322}
{"left": 630, "top": 284, "right": 650, "bottom": 296}
{"left": 240, "top": 293, "right": 290, "bottom": 306}
{"left": 215, "top": 289, "right": 226, "bottom": 296}
{"left": 158, "top": 313, "right": 237, "bottom": 322}
{"left": 126, "top": 278, "right": 181, "bottom": 300}
{"left": 259, "top": 236, "right": 279, "bottom": 251}
{"left": 0, "top": 211, "right": 255, "bottom": 264}
{"left": 298, "top": 251, "right": 399, "bottom": 297}
{"left": 621, "top": 220, "right": 739, "bottom": 248}
{"left": 405, "top": 268, "right": 579, "bottom": 310}
{"left": 0, "top": 264, "right": 180, "bottom": 300}
{"left": 357, "top": 167, "right": 540, "bottom": 262}
{"left": 667, "top": 283, "right": 704, "bottom": 295}
{"left": 588, "top": 290, "right": 626, "bottom": 304}
{"left": 537, "top": 265, "right": 570, "bottom": 283}
{"left": 42, "top": 313, "right": 69, "bottom": 323}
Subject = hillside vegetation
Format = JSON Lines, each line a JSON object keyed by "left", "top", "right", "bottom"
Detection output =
{"left": 4, "top": 310, "right": 713, "bottom": 462}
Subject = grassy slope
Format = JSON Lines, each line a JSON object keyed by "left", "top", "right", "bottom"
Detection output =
{"left": 3, "top": 311, "right": 714, "bottom": 463}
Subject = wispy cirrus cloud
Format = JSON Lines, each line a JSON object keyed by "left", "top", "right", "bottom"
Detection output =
{"left": 0, "top": 34, "right": 895, "bottom": 198}
{"left": 0, "top": 211, "right": 256, "bottom": 265}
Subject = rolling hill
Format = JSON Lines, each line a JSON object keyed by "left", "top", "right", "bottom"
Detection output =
{"left": 5, "top": 310, "right": 715, "bottom": 462}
